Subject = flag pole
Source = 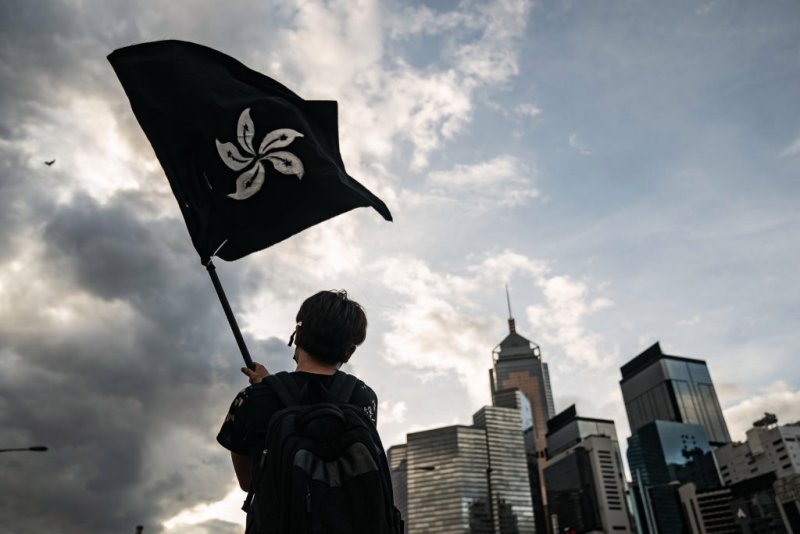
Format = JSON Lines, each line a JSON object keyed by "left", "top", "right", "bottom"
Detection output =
{"left": 202, "top": 258, "right": 254, "bottom": 369}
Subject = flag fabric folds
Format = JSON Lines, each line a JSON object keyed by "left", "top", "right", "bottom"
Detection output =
{"left": 108, "top": 40, "right": 392, "bottom": 262}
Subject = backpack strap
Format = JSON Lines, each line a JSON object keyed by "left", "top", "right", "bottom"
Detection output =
{"left": 327, "top": 372, "right": 358, "bottom": 404}
{"left": 242, "top": 372, "right": 302, "bottom": 518}
{"left": 265, "top": 371, "right": 302, "bottom": 407}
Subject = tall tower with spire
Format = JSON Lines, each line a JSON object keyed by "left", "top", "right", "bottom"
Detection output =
{"left": 490, "top": 287, "right": 555, "bottom": 530}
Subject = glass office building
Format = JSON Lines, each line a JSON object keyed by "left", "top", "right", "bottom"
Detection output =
{"left": 492, "top": 388, "right": 533, "bottom": 433}
{"left": 474, "top": 406, "right": 537, "bottom": 533}
{"left": 545, "top": 445, "right": 603, "bottom": 532}
{"left": 491, "top": 388, "right": 544, "bottom": 533}
{"left": 620, "top": 342, "right": 730, "bottom": 446}
{"left": 627, "top": 420, "right": 721, "bottom": 533}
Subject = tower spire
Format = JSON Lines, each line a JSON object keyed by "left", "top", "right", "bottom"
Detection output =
{"left": 505, "top": 284, "right": 516, "bottom": 333}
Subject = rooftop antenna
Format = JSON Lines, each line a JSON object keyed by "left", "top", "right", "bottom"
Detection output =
{"left": 505, "top": 284, "right": 516, "bottom": 333}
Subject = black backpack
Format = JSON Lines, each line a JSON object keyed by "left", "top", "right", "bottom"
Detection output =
{"left": 243, "top": 371, "right": 403, "bottom": 534}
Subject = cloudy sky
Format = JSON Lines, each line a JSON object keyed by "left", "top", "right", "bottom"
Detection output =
{"left": 1, "top": 0, "right": 799, "bottom": 531}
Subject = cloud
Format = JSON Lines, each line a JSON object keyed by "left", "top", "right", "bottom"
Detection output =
{"left": 271, "top": 0, "right": 533, "bottom": 171}
{"left": 375, "top": 251, "right": 547, "bottom": 404}
{"left": 723, "top": 381, "right": 800, "bottom": 442}
{"left": 527, "top": 275, "right": 616, "bottom": 370}
{"left": 427, "top": 155, "right": 539, "bottom": 209}
{"left": 0, "top": 0, "right": 541, "bottom": 530}
{"left": 695, "top": 2, "right": 716, "bottom": 16}
{"left": 676, "top": 315, "right": 702, "bottom": 326}
{"left": 568, "top": 133, "right": 592, "bottom": 156}
{"left": 450, "top": 0, "right": 530, "bottom": 84}
{"left": 163, "top": 482, "right": 245, "bottom": 532}
{"left": 780, "top": 136, "right": 800, "bottom": 158}
{"left": 166, "top": 519, "right": 242, "bottom": 534}
{"left": 13, "top": 95, "right": 150, "bottom": 205}
{"left": 0, "top": 185, "right": 261, "bottom": 531}
{"left": 515, "top": 103, "right": 542, "bottom": 119}
{"left": 379, "top": 400, "right": 408, "bottom": 425}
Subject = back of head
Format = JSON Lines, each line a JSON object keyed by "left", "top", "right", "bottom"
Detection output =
{"left": 295, "top": 290, "right": 367, "bottom": 365}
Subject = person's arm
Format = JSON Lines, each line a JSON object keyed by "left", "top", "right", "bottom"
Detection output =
{"left": 231, "top": 362, "right": 269, "bottom": 491}
{"left": 232, "top": 451, "right": 253, "bottom": 491}
{"left": 241, "top": 362, "right": 269, "bottom": 384}
{"left": 218, "top": 361, "right": 269, "bottom": 492}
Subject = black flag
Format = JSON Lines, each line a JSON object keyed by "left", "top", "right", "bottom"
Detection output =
{"left": 108, "top": 40, "right": 392, "bottom": 262}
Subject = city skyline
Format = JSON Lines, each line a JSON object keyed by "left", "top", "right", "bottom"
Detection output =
{"left": 1, "top": 0, "right": 799, "bottom": 532}
{"left": 389, "top": 307, "right": 800, "bottom": 533}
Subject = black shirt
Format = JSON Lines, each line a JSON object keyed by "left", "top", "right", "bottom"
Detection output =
{"left": 217, "top": 371, "right": 378, "bottom": 456}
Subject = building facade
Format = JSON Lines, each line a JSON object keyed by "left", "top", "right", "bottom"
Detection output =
{"left": 474, "top": 406, "right": 537, "bottom": 533}
{"left": 403, "top": 425, "right": 493, "bottom": 533}
{"left": 492, "top": 388, "right": 543, "bottom": 533}
{"left": 713, "top": 418, "right": 800, "bottom": 532}
{"left": 677, "top": 482, "right": 738, "bottom": 534}
{"left": 728, "top": 472, "right": 789, "bottom": 533}
{"left": 626, "top": 420, "right": 721, "bottom": 533}
{"left": 490, "top": 314, "right": 554, "bottom": 531}
{"left": 544, "top": 405, "right": 632, "bottom": 533}
{"left": 773, "top": 473, "right": 800, "bottom": 532}
{"left": 714, "top": 421, "right": 800, "bottom": 486}
{"left": 387, "top": 444, "right": 409, "bottom": 532}
{"left": 396, "top": 405, "right": 536, "bottom": 533}
{"left": 620, "top": 342, "right": 730, "bottom": 446}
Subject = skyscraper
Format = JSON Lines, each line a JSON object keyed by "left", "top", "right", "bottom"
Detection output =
{"left": 474, "top": 406, "right": 537, "bottom": 533}
{"left": 489, "top": 293, "right": 555, "bottom": 527}
{"left": 403, "top": 425, "right": 492, "bottom": 533}
{"left": 620, "top": 342, "right": 730, "bottom": 446}
{"left": 626, "top": 420, "right": 721, "bottom": 532}
{"left": 396, "top": 405, "right": 536, "bottom": 533}
{"left": 543, "top": 405, "right": 633, "bottom": 533}
{"left": 621, "top": 342, "right": 732, "bottom": 533}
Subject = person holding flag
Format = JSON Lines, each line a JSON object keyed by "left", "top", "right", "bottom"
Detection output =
{"left": 217, "top": 289, "right": 378, "bottom": 488}
{"left": 109, "top": 40, "right": 401, "bottom": 533}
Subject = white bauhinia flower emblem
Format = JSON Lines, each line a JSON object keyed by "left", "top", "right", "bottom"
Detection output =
{"left": 215, "top": 108, "right": 305, "bottom": 200}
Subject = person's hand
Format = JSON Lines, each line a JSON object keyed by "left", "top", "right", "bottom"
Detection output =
{"left": 241, "top": 362, "right": 269, "bottom": 384}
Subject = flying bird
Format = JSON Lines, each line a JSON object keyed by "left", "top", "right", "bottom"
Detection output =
{"left": 44, "top": 159, "right": 56, "bottom": 166}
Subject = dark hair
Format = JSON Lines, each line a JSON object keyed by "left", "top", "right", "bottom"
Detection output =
{"left": 295, "top": 290, "right": 367, "bottom": 365}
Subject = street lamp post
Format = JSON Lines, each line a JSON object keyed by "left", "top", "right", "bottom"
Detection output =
{"left": 0, "top": 446, "right": 48, "bottom": 453}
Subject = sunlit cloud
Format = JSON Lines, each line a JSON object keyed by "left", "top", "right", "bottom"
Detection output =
{"left": 267, "top": 0, "right": 532, "bottom": 173}
{"left": 375, "top": 250, "right": 549, "bottom": 404}
{"left": 380, "top": 400, "right": 408, "bottom": 425}
{"left": 163, "top": 482, "right": 245, "bottom": 531}
{"left": 723, "top": 381, "right": 800, "bottom": 442}
{"left": 527, "top": 275, "right": 616, "bottom": 370}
